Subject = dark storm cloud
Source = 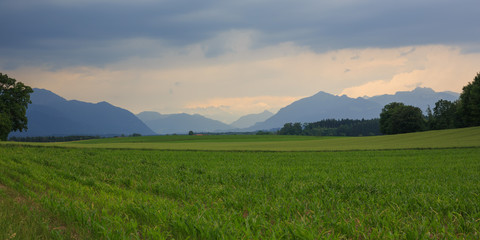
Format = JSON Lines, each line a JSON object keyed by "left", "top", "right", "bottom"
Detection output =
{"left": 0, "top": 0, "right": 223, "bottom": 67}
{"left": 1, "top": 0, "right": 478, "bottom": 68}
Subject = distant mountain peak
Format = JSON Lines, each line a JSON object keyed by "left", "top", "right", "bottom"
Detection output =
{"left": 137, "top": 111, "right": 231, "bottom": 134}
{"left": 312, "top": 91, "right": 333, "bottom": 98}
{"left": 10, "top": 89, "right": 156, "bottom": 137}
{"left": 248, "top": 87, "right": 460, "bottom": 131}
{"left": 367, "top": 87, "right": 459, "bottom": 112}
{"left": 31, "top": 88, "right": 67, "bottom": 105}
{"left": 97, "top": 101, "right": 112, "bottom": 106}
{"left": 411, "top": 87, "right": 435, "bottom": 94}
{"left": 230, "top": 110, "right": 274, "bottom": 129}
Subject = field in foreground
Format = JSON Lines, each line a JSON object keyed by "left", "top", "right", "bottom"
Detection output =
{"left": 1, "top": 144, "right": 480, "bottom": 239}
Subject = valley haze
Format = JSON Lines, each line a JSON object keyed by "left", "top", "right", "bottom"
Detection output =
{"left": 10, "top": 87, "right": 458, "bottom": 137}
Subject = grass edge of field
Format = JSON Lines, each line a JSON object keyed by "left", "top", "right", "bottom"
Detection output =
{"left": 2, "top": 126, "right": 480, "bottom": 152}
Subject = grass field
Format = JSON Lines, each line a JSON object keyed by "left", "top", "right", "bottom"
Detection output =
{"left": 3, "top": 126, "right": 480, "bottom": 151}
{"left": 1, "top": 127, "right": 480, "bottom": 239}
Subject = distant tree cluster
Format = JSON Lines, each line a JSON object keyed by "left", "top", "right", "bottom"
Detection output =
{"left": 303, "top": 119, "right": 381, "bottom": 136}
{"left": 278, "top": 122, "right": 303, "bottom": 135}
{"left": 8, "top": 135, "right": 101, "bottom": 142}
{"left": 380, "top": 72, "right": 480, "bottom": 134}
{"left": 379, "top": 103, "right": 424, "bottom": 134}
{"left": 278, "top": 119, "right": 381, "bottom": 136}
{"left": 256, "top": 130, "right": 274, "bottom": 135}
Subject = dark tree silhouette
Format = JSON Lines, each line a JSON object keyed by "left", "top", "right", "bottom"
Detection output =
{"left": 0, "top": 73, "right": 33, "bottom": 140}
{"left": 457, "top": 72, "right": 480, "bottom": 127}
{"left": 430, "top": 99, "right": 457, "bottom": 129}
{"left": 380, "top": 102, "right": 424, "bottom": 134}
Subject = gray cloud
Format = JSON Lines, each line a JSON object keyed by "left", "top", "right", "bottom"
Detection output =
{"left": 400, "top": 47, "right": 416, "bottom": 56}
{"left": 1, "top": 0, "right": 479, "bottom": 68}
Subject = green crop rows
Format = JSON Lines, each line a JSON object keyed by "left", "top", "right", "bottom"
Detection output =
{"left": 1, "top": 142, "right": 480, "bottom": 239}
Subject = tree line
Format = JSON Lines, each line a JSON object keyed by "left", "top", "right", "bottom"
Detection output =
{"left": 8, "top": 135, "right": 101, "bottom": 142}
{"left": 8, "top": 133, "right": 143, "bottom": 142}
{"left": 278, "top": 118, "right": 381, "bottom": 136}
{"left": 380, "top": 72, "right": 480, "bottom": 134}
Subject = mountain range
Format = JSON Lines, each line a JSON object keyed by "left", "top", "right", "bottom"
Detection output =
{"left": 366, "top": 87, "right": 459, "bottom": 111}
{"left": 248, "top": 87, "right": 459, "bottom": 131}
{"left": 136, "top": 110, "right": 274, "bottom": 135}
{"left": 229, "top": 110, "right": 274, "bottom": 129}
{"left": 9, "top": 88, "right": 156, "bottom": 137}
{"left": 8, "top": 87, "right": 459, "bottom": 137}
{"left": 137, "top": 112, "right": 231, "bottom": 135}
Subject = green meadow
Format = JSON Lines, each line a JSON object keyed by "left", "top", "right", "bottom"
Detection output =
{"left": 1, "top": 127, "right": 480, "bottom": 239}
{"left": 4, "top": 126, "right": 480, "bottom": 151}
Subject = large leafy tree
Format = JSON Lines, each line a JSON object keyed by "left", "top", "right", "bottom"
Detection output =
{"left": 380, "top": 102, "right": 425, "bottom": 134}
{"left": 457, "top": 72, "right": 480, "bottom": 127}
{"left": 0, "top": 73, "right": 33, "bottom": 140}
{"left": 431, "top": 99, "right": 457, "bottom": 130}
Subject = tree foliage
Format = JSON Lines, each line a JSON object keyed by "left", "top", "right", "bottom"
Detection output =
{"left": 278, "top": 122, "right": 303, "bottom": 135}
{"left": 278, "top": 119, "right": 380, "bottom": 136}
{"left": 379, "top": 102, "right": 424, "bottom": 134}
{"left": 457, "top": 72, "right": 480, "bottom": 127}
{"left": 302, "top": 118, "right": 380, "bottom": 136}
{"left": 8, "top": 135, "right": 100, "bottom": 142}
{"left": 0, "top": 73, "right": 33, "bottom": 140}
{"left": 429, "top": 99, "right": 457, "bottom": 130}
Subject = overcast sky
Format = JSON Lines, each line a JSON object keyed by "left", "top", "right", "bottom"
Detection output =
{"left": 1, "top": 0, "right": 479, "bottom": 123}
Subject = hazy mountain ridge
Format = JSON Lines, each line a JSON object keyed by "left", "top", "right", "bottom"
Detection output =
{"left": 137, "top": 111, "right": 232, "bottom": 135}
{"left": 248, "top": 92, "right": 382, "bottom": 131}
{"left": 229, "top": 110, "right": 274, "bottom": 129}
{"left": 248, "top": 87, "right": 460, "bottom": 131}
{"left": 9, "top": 88, "right": 156, "bottom": 137}
{"left": 9, "top": 87, "right": 460, "bottom": 137}
{"left": 366, "top": 87, "right": 459, "bottom": 111}
{"left": 137, "top": 110, "right": 275, "bottom": 134}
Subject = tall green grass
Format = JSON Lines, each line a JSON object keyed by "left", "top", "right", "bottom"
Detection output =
{"left": 1, "top": 145, "right": 479, "bottom": 239}
{"left": 0, "top": 183, "right": 77, "bottom": 239}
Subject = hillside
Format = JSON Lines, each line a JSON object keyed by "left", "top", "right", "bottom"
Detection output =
{"left": 9, "top": 88, "right": 156, "bottom": 137}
